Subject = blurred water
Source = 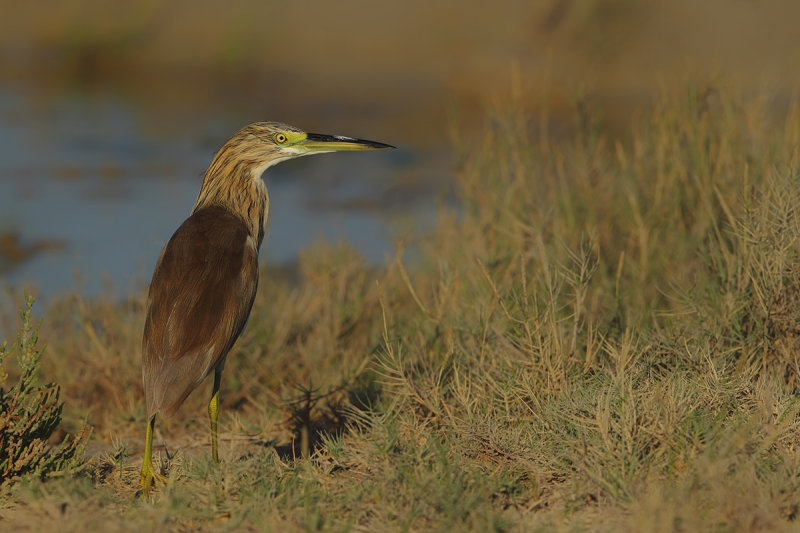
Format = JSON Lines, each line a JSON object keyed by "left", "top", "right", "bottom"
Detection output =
{"left": 0, "top": 85, "right": 442, "bottom": 302}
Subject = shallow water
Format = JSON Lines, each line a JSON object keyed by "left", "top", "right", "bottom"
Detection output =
{"left": 0, "top": 84, "right": 445, "bottom": 302}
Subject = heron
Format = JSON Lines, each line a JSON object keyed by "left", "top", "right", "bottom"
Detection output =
{"left": 139, "top": 121, "right": 393, "bottom": 491}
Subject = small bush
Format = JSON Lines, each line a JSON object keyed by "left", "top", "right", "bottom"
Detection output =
{"left": 0, "top": 295, "right": 88, "bottom": 488}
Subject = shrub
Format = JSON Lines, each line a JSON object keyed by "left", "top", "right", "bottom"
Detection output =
{"left": 0, "top": 295, "right": 89, "bottom": 488}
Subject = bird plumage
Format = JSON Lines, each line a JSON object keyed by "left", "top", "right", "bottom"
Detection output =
{"left": 138, "top": 121, "right": 393, "bottom": 493}
{"left": 142, "top": 205, "right": 259, "bottom": 418}
{"left": 141, "top": 124, "right": 283, "bottom": 419}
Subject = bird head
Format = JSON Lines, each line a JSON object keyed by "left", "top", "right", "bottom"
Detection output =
{"left": 227, "top": 122, "right": 394, "bottom": 176}
{"left": 194, "top": 122, "right": 394, "bottom": 243}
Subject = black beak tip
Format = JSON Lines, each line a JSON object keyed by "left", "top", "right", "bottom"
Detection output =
{"left": 369, "top": 140, "right": 397, "bottom": 150}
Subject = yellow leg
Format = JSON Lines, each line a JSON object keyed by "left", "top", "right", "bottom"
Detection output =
{"left": 209, "top": 370, "right": 222, "bottom": 463}
{"left": 139, "top": 415, "right": 167, "bottom": 493}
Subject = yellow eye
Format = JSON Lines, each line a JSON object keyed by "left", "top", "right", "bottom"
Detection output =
{"left": 275, "top": 133, "right": 288, "bottom": 143}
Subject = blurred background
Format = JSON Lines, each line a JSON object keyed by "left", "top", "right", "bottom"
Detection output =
{"left": 1, "top": 0, "right": 800, "bottom": 302}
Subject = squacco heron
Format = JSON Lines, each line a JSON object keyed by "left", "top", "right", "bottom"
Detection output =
{"left": 139, "top": 122, "right": 393, "bottom": 491}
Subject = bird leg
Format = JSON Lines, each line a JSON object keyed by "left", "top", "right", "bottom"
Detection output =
{"left": 208, "top": 369, "right": 222, "bottom": 463}
{"left": 139, "top": 415, "right": 167, "bottom": 493}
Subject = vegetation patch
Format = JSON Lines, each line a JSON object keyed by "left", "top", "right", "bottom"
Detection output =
{"left": 4, "top": 85, "right": 800, "bottom": 531}
{"left": 0, "top": 296, "right": 88, "bottom": 489}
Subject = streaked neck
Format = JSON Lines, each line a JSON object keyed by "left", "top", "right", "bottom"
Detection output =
{"left": 192, "top": 144, "right": 271, "bottom": 248}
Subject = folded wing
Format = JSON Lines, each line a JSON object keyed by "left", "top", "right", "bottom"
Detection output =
{"left": 142, "top": 206, "right": 259, "bottom": 418}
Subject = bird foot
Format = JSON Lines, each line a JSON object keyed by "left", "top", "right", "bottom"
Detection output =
{"left": 137, "top": 461, "right": 168, "bottom": 495}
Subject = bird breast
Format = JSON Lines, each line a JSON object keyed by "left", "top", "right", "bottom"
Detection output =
{"left": 252, "top": 174, "right": 271, "bottom": 246}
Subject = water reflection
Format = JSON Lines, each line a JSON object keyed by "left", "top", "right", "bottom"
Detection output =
{"left": 0, "top": 85, "right": 445, "bottom": 301}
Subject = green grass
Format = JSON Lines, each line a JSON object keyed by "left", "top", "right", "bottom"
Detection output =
{"left": 3, "top": 84, "right": 800, "bottom": 531}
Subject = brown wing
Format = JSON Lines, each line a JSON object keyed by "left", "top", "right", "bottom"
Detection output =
{"left": 142, "top": 205, "right": 259, "bottom": 418}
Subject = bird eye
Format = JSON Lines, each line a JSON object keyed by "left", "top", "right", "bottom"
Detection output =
{"left": 275, "top": 133, "right": 288, "bottom": 144}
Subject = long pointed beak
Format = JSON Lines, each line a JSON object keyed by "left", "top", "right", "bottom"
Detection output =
{"left": 298, "top": 133, "right": 395, "bottom": 154}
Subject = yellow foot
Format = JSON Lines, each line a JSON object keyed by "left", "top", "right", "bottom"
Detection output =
{"left": 137, "top": 461, "right": 168, "bottom": 495}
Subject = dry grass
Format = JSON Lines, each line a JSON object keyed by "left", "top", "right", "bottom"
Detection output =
{"left": 4, "top": 84, "right": 800, "bottom": 531}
